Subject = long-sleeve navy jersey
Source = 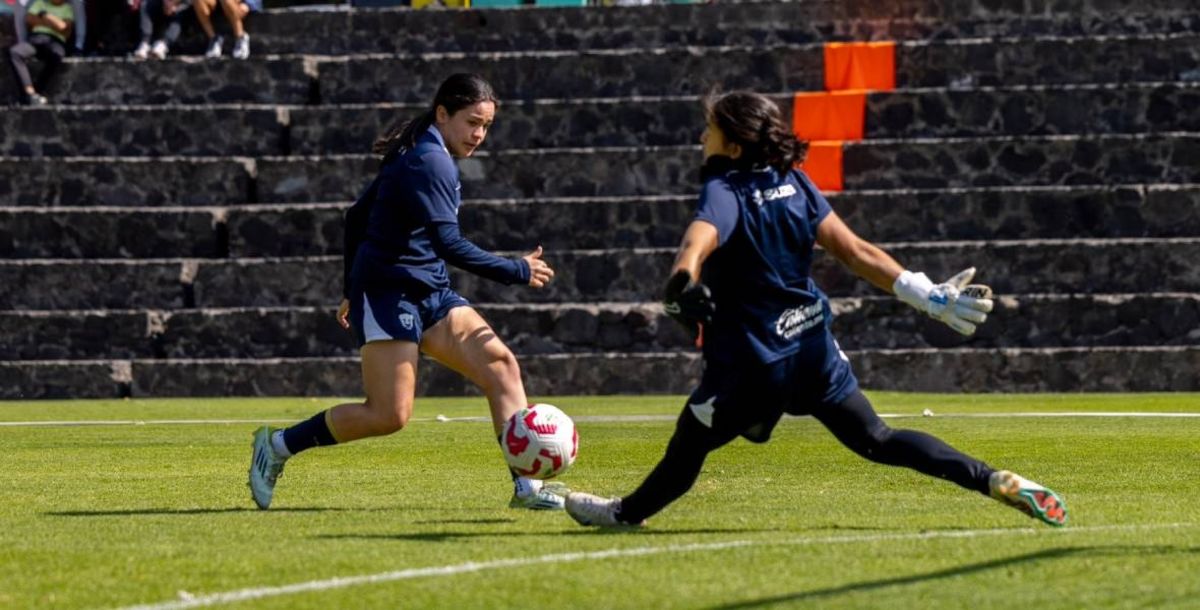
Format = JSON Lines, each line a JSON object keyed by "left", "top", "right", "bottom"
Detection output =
{"left": 343, "top": 125, "right": 531, "bottom": 298}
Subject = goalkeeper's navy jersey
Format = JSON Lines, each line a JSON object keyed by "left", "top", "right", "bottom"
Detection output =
{"left": 694, "top": 166, "right": 834, "bottom": 365}
{"left": 344, "top": 125, "right": 528, "bottom": 296}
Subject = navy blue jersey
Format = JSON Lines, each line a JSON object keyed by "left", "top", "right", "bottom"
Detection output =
{"left": 344, "top": 126, "right": 529, "bottom": 296}
{"left": 694, "top": 167, "right": 835, "bottom": 364}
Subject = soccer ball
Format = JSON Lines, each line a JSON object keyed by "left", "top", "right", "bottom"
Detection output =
{"left": 501, "top": 403, "right": 578, "bottom": 479}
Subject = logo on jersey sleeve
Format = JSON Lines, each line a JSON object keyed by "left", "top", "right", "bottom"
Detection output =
{"left": 775, "top": 302, "right": 824, "bottom": 339}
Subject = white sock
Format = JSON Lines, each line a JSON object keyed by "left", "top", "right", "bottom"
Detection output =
{"left": 270, "top": 430, "right": 293, "bottom": 458}
{"left": 514, "top": 477, "right": 542, "bottom": 497}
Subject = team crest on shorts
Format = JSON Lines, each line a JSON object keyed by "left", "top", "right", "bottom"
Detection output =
{"left": 398, "top": 313, "right": 415, "bottom": 330}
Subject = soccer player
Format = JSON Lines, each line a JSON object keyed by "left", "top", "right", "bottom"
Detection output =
{"left": 248, "top": 73, "right": 566, "bottom": 511}
{"left": 564, "top": 91, "right": 1068, "bottom": 528}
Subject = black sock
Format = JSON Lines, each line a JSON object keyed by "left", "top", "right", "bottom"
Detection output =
{"left": 282, "top": 410, "right": 338, "bottom": 455}
{"left": 619, "top": 408, "right": 735, "bottom": 524}
{"left": 814, "top": 391, "right": 994, "bottom": 495}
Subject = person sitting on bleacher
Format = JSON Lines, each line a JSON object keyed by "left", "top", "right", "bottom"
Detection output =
{"left": 192, "top": 0, "right": 259, "bottom": 60}
{"left": 7, "top": 0, "right": 73, "bottom": 105}
{"left": 132, "top": 0, "right": 190, "bottom": 60}
{"left": 10, "top": 0, "right": 85, "bottom": 55}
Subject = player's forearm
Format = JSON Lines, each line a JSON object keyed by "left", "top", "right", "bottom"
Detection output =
{"left": 838, "top": 239, "right": 905, "bottom": 294}
{"left": 670, "top": 221, "right": 719, "bottom": 282}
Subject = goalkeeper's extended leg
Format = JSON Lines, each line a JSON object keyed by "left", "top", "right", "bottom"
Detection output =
{"left": 813, "top": 390, "right": 1066, "bottom": 526}
{"left": 570, "top": 407, "right": 735, "bottom": 526}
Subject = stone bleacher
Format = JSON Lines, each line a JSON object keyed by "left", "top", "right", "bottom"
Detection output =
{"left": 2, "top": 0, "right": 1198, "bottom": 398}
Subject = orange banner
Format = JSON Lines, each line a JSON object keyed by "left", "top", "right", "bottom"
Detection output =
{"left": 792, "top": 90, "right": 866, "bottom": 142}
{"left": 798, "top": 141, "right": 843, "bottom": 192}
{"left": 824, "top": 41, "right": 896, "bottom": 91}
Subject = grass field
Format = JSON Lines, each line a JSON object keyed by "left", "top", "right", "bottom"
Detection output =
{"left": 2, "top": 393, "right": 1199, "bottom": 609}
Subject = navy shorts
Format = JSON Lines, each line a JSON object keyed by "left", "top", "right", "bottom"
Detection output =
{"left": 348, "top": 285, "right": 470, "bottom": 348}
{"left": 686, "top": 331, "right": 859, "bottom": 443}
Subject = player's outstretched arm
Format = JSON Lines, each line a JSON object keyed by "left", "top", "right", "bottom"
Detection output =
{"left": 815, "top": 211, "right": 993, "bottom": 336}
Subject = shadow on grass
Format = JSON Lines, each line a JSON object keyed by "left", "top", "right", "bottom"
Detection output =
{"left": 705, "top": 545, "right": 1200, "bottom": 609}
{"left": 412, "top": 518, "right": 518, "bottom": 525}
{"left": 317, "top": 527, "right": 775, "bottom": 543}
{"left": 46, "top": 507, "right": 349, "bottom": 517}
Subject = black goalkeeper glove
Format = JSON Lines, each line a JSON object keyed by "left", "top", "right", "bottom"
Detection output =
{"left": 663, "top": 270, "right": 715, "bottom": 340}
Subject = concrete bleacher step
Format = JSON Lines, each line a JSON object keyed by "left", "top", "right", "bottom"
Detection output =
{"left": 3, "top": 34, "right": 1197, "bottom": 106}
{"left": 5, "top": 344, "right": 1197, "bottom": 399}
{"left": 5, "top": 184, "right": 1200, "bottom": 258}
{"left": 1, "top": 294, "right": 1195, "bottom": 360}
{"left": 4, "top": 239, "right": 1198, "bottom": 309}
{"left": 5, "top": 83, "right": 1199, "bottom": 157}
{"left": 4, "top": 133, "right": 1198, "bottom": 204}
{"left": 6, "top": 0, "right": 1199, "bottom": 56}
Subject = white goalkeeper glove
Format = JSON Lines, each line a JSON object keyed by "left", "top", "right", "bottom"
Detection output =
{"left": 893, "top": 267, "right": 994, "bottom": 336}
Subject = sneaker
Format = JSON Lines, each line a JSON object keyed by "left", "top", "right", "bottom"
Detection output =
{"left": 989, "top": 470, "right": 1068, "bottom": 527}
{"left": 232, "top": 34, "right": 250, "bottom": 60}
{"left": 150, "top": 39, "right": 168, "bottom": 60}
{"left": 248, "top": 426, "right": 287, "bottom": 509}
{"left": 565, "top": 492, "right": 644, "bottom": 527}
{"left": 204, "top": 35, "right": 224, "bottom": 59}
{"left": 509, "top": 478, "right": 567, "bottom": 511}
{"left": 23, "top": 92, "right": 48, "bottom": 106}
{"left": 132, "top": 41, "right": 151, "bottom": 60}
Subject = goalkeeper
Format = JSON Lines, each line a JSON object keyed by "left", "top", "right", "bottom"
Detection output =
{"left": 565, "top": 91, "right": 1067, "bottom": 528}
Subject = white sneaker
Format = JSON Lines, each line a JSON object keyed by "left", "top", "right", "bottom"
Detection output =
{"left": 248, "top": 426, "right": 287, "bottom": 509}
{"left": 509, "top": 478, "right": 567, "bottom": 510}
{"left": 232, "top": 34, "right": 250, "bottom": 60}
{"left": 989, "top": 470, "right": 1068, "bottom": 527}
{"left": 150, "top": 40, "right": 168, "bottom": 60}
{"left": 205, "top": 35, "right": 224, "bottom": 59}
{"left": 565, "top": 492, "right": 643, "bottom": 527}
{"left": 132, "top": 41, "right": 151, "bottom": 60}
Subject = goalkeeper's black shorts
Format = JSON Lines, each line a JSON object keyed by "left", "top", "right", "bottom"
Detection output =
{"left": 686, "top": 330, "right": 859, "bottom": 443}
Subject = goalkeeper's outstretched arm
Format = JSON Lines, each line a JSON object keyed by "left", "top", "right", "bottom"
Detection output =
{"left": 815, "top": 211, "right": 993, "bottom": 336}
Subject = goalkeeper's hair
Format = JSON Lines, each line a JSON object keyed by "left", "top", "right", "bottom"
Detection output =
{"left": 704, "top": 90, "right": 808, "bottom": 175}
{"left": 372, "top": 73, "right": 499, "bottom": 164}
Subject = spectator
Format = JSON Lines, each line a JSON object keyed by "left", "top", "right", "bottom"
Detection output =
{"left": 132, "top": 0, "right": 189, "bottom": 59}
{"left": 8, "top": 0, "right": 73, "bottom": 105}
{"left": 193, "top": 0, "right": 259, "bottom": 60}
{"left": 11, "top": 0, "right": 85, "bottom": 54}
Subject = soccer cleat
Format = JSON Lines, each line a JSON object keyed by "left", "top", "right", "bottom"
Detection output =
{"left": 204, "top": 35, "right": 224, "bottom": 59}
{"left": 565, "top": 492, "right": 643, "bottom": 527}
{"left": 989, "top": 470, "right": 1068, "bottom": 527}
{"left": 509, "top": 479, "right": 568, "bottom": 511}
{"left": 248, "top": 426, "right": 287, "bottom": 509}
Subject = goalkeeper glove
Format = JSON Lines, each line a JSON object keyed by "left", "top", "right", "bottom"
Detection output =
{"left": 663, "top": 270, "right": 715, "bottom": 340}
{"left": 894, "top": 267, "right": 994, "bottom": 336}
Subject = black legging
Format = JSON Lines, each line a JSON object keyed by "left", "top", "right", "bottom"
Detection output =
{"left": 618, "top": 390, "right": 994, "bottom": 524}
{"left": 9, "top": 33, "right": 66, "bottom": 92}
{"left": 139, "top": 0, "right": 184, "bottom": 45}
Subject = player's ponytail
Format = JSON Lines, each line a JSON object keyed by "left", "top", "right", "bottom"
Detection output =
{"left": 704, "top": 91, "right": 808, "bottom": 175}
{"left": 372, "top": 73, "right": 499, "bottom": 164}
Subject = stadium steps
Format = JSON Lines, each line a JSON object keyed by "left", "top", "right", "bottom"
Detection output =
{"left": 3, "top": 239, "right": 1199, "bottom": 309}
{"left": 2, "top": 34, "right": 1199, "bottom": 105}
{"left": 5, "top": 184, "right": 1200, "bottom": 258}
{"left": 3, "top": 133, "right": 1199, "bottom": 205}
{"left": 1, "top": 294, "right": 1196, "bottom": 361}
{"left": 5, "top": 345, "right": 1197, "bottom": 399}
{"left": 4, "top": 82, "right": 1200, "bottom": 157}
{"left": 2, "top": 2, "right": 1199, "bottom": 395}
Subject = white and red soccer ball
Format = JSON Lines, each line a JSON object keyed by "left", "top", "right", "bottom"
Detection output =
{"left": 502, "top": 403, "right": 578, "bottom": 479}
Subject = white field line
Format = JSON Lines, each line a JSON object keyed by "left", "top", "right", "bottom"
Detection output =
{"left": 119, "top": 522, "right": 1197, "bottom": 610}
{"left": 3, "top": 412, "right": 1199, "bottom": 428}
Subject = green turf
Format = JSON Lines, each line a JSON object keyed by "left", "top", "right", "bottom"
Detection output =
{"left": 2, "top": 393, "right": 1198, "bottom": 609}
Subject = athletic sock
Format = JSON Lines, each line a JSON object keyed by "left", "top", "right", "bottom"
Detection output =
{"left": 281, "top": 410, "right": 338, "bottom": 455}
